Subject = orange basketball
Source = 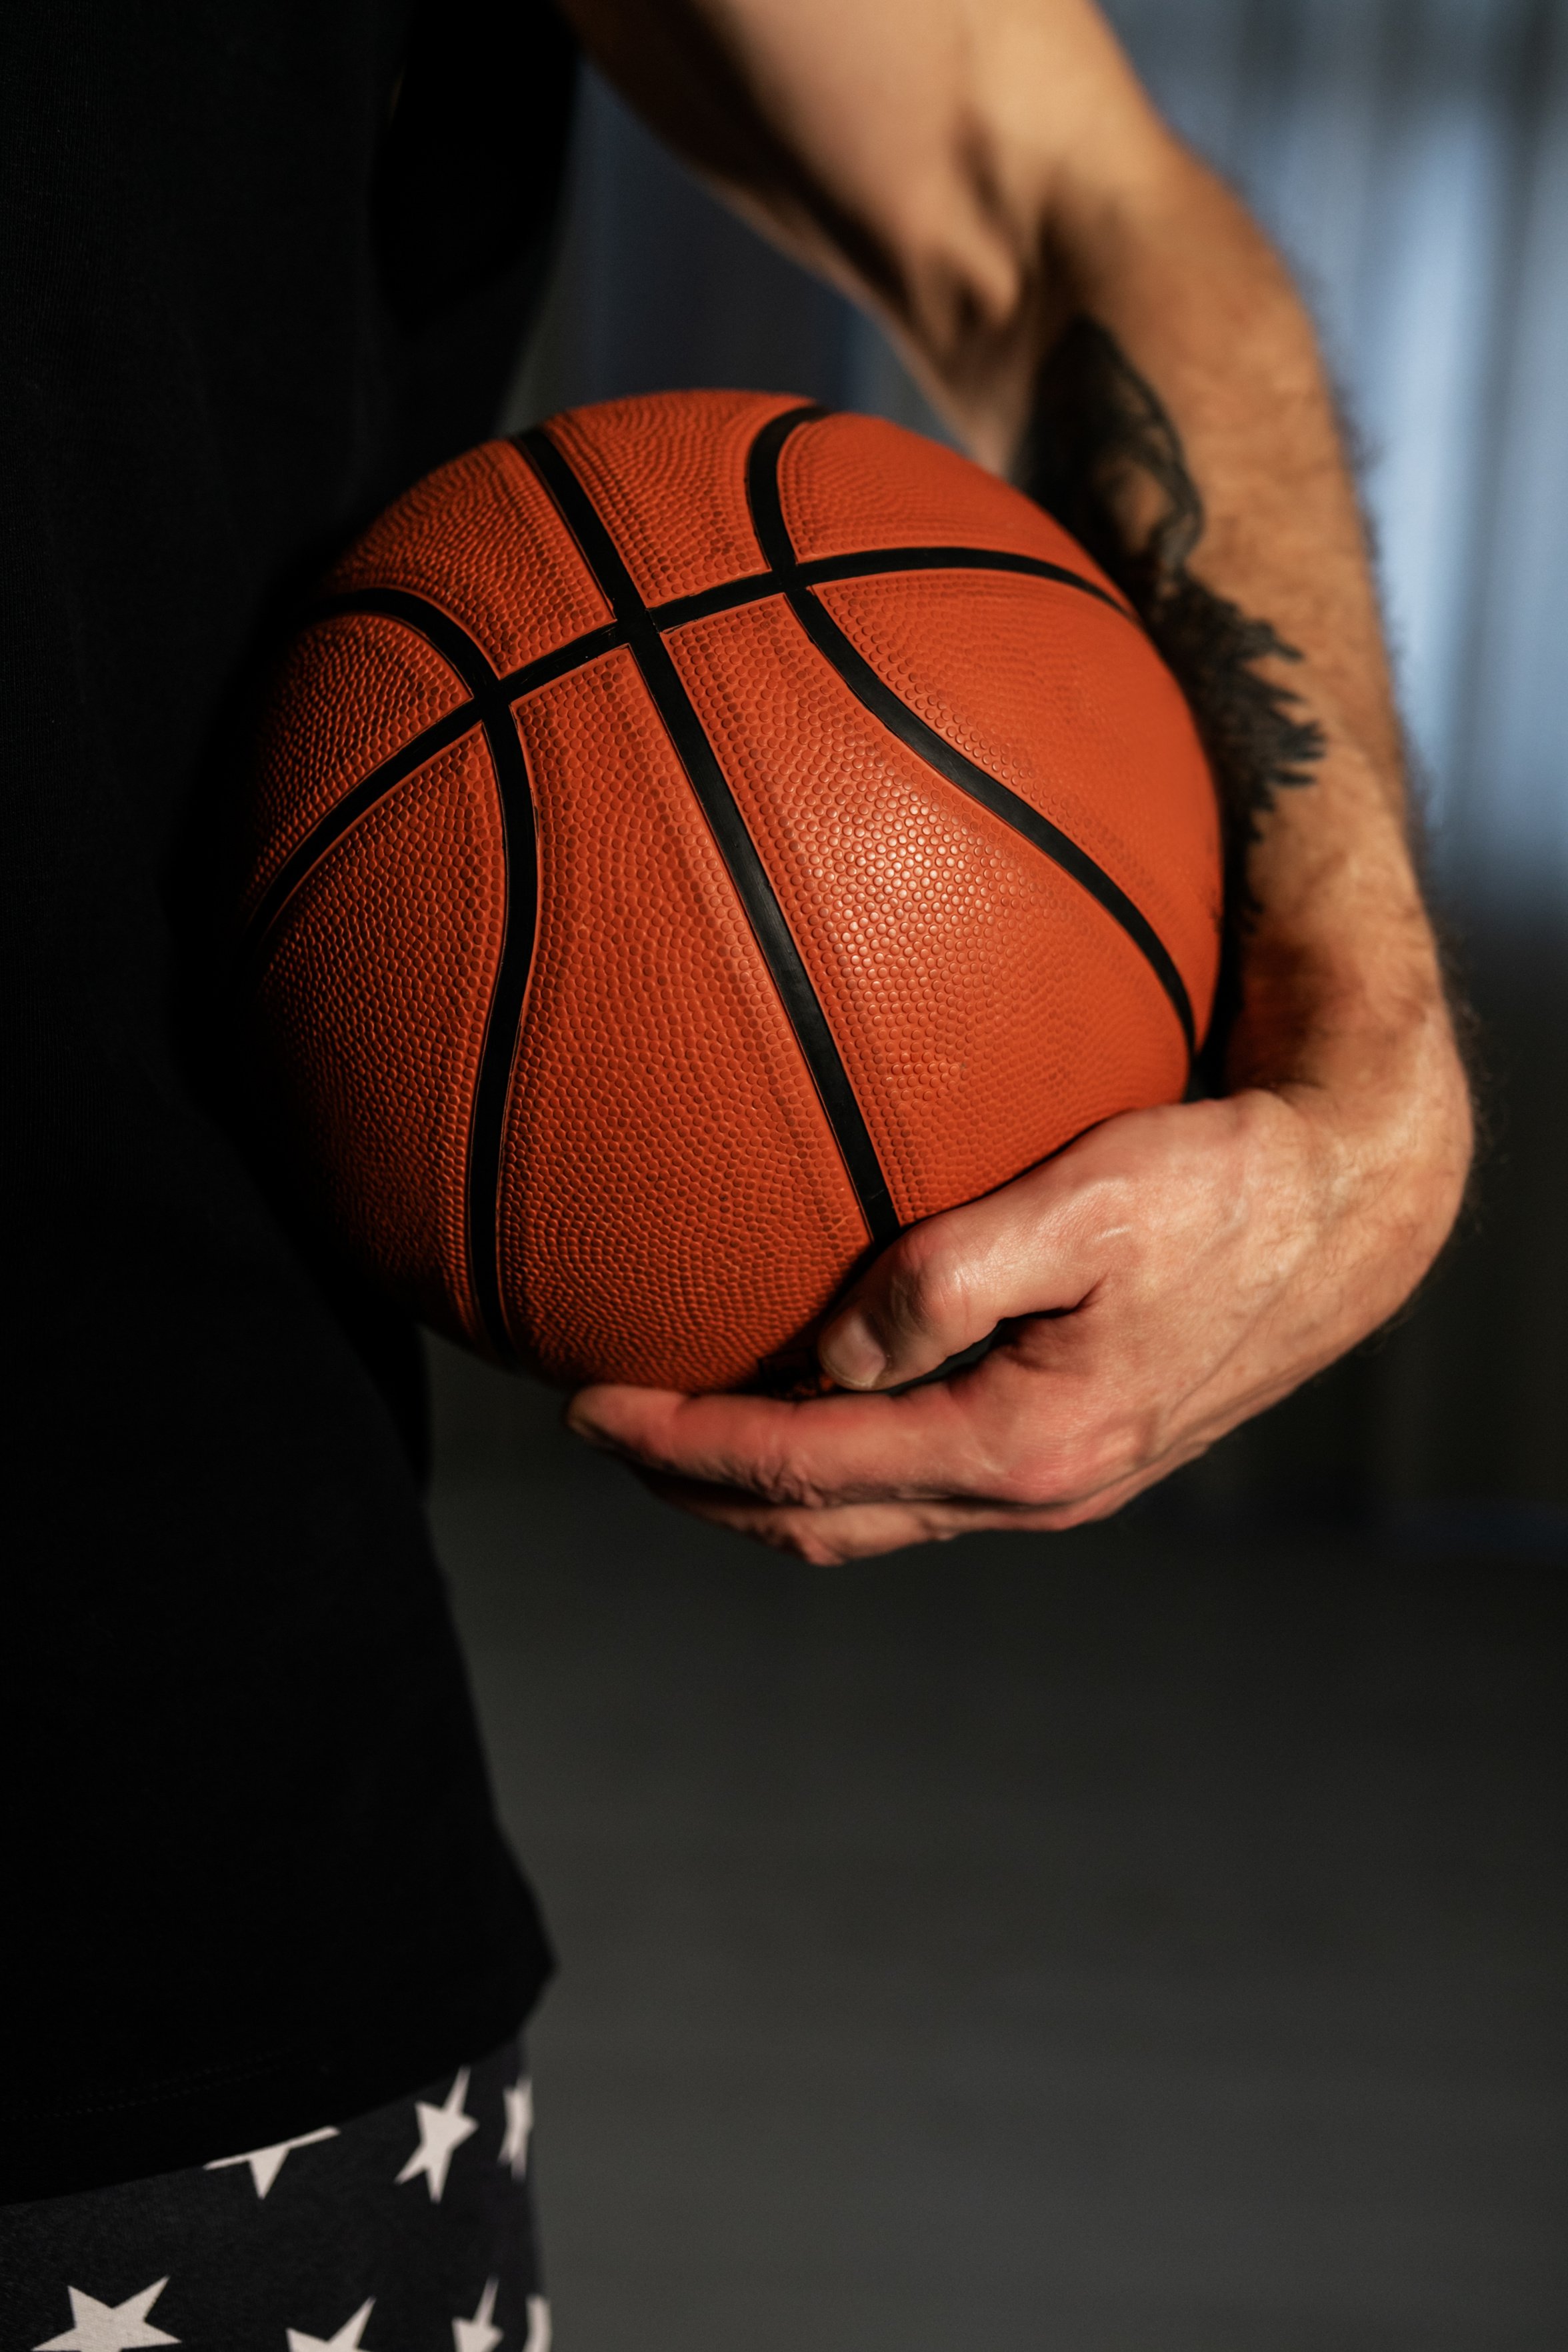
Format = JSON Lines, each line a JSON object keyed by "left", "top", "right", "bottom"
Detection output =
{"left": 238, "top": 390, "right": 1221, "bottom": 1392}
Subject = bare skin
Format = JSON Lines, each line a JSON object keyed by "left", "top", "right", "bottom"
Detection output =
{"left": 556, "top": 0, "right": 1473, "bottom": 1562}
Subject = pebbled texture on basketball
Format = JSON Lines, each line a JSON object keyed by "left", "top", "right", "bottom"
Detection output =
{"left": 239, "top": 390, "right": 1221, "bottom": 1393}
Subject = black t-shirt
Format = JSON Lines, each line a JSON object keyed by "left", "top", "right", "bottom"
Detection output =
{"left": 1, "top": 0, "right": 575, "bottom": 2201}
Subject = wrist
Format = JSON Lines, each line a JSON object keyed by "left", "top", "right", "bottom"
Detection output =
{"left": 1226, "top": 918, "right": 1473, "bottom": 1293}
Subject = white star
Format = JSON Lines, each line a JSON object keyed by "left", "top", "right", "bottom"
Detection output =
{"left": 523, "top": 2298, "right": 551, "bottom": 2352}
{"left": 451, "top": 2277, "right": 502, "bottom": 2352}
{"left": 285, "top": 2297, "right": 377, "bottom": 2352}
{"left": 204, "top": 2125, "right": 338, "bottom": 2197}
{"left": 395, "top": 2067, "right": 478, "bottom": 2202}
{"left": 34, "top": 2279, "right": 179, "bottom": 2352}
{"left": 499, "top": 2077, "right": 534, "bottom": 2179}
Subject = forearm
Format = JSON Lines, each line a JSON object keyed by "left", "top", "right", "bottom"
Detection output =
{"left": 1021, "top": 146, "right": 1417, "bottom": 996}
{"left": 1018, "top": 144, "right": 1471, "bottom": 1272}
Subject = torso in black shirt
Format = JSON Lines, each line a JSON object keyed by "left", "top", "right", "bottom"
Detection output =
{"left": 0, "top": 0, "right": 574, "bottom": 2201}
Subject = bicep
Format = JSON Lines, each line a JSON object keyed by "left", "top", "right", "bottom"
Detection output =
{"left": 549, "top": 0, "right": 1155, "bottom": 451}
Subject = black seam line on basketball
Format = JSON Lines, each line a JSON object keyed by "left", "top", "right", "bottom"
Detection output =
{"left": 788, "top": 589, "right": 1197, "bottom": 1059}
{"left": 250, "top": 596, "right": 621, "bottom": 962}
{"left": 310, "top": 587, "right": 628, "bottom": 707}
{"left": 291, "top": 585, "right": 545, "bottom": 1363}
{"left": 310, "top": 585, "right": 503, "bottom": 699}
{"left": 745, "top": 407, "right": 1197, "bottom": 1063}
{"left": 517, "top": 423, "right": 900, "bottom": 1249}
{"left": 463, "top": 695, "right": 540, "bottom": 1369}
{"left": 240, "top": 598, "right": 612, "bottom": 964}
{"left": 240, "top": 703, "right": 480, "bottom": 963}
{"left": 648, "top": 544, "right": 1131, "bottom": 635}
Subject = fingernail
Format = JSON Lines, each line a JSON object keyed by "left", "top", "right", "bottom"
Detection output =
{"left": 819, "top": 1309, "right": 887, "bottom": 1389}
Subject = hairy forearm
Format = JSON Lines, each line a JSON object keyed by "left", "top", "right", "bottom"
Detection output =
{"left": 1021, "top": 159, "right": 1467, "bottom": 1185}
{"left": 1023, "top": 176, "right": 1470, "bottom": 1301}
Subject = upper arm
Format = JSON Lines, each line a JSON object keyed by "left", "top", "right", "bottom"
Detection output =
{"left": 549, "top": 0, "right": 1172, "bottom": 459}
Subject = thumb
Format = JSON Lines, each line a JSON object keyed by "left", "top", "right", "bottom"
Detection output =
{"left": 816, "top": 1165, "right": 1091, "bottom": 1392}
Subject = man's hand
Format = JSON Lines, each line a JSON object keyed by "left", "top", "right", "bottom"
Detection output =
{"left": 569, "top": 1016, "right": 1469, "bottom": 1562}
{"left": 555, "top": 0, "right": 1475, "bottom": 1553}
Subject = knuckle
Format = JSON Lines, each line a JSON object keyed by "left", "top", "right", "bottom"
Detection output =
{"left": 751, "top": 1445, "right": 828, "bottom": 1511}
{"left": 887, "top": 1232, "right": 975, "bottom": 1345}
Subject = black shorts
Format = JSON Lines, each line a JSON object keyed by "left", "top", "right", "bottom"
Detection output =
{"left": 0, "top": 2038, "right": 546, "bottom": 2350}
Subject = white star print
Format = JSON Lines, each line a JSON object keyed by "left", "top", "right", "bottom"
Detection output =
{"left": 34, "top": 2279, "right": 178, "bottom": 2352}
{"left": 204, "top": 2125, "right": 339, "bottom": 2197}
{"left": 499, "top": 2077, "right": 534, "bottom": 2180}
{"left": 395, "top": 2067, "right": 478, "bottom": 2202}
{"left": 523, "top": 2297, "right": 551, "bottom": 2352}
{"left": 451, "top": 2277, "right": 502, "bottom": 2352}
{"left": 285, "top": 2296, "right": 377, "bottom": 2352}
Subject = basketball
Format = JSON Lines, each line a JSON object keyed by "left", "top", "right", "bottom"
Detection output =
{"left": 237, "top": 390, "right": 1221, "bottom": 1393}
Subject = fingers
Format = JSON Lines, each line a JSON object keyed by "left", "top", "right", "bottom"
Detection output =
{"left": 567, "top": 1340, "right": 1133, "bottom": 1515}
{"left": 563, "top": 1101, "right": 1262, "bottom": 1545}
{"left": 636, "top": 1451, "right": 1166, "bottom": 1563}
{"left": 816, "top": 1158, "right": 1095, "bottom": 1392}
{"left": 567, "top": 1371, "right": 1012, "bottom": 1507}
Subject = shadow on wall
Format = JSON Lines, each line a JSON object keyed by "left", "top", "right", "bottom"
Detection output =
{"left": 496, "top": 45, "right": 1568, "bottom": 1534}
